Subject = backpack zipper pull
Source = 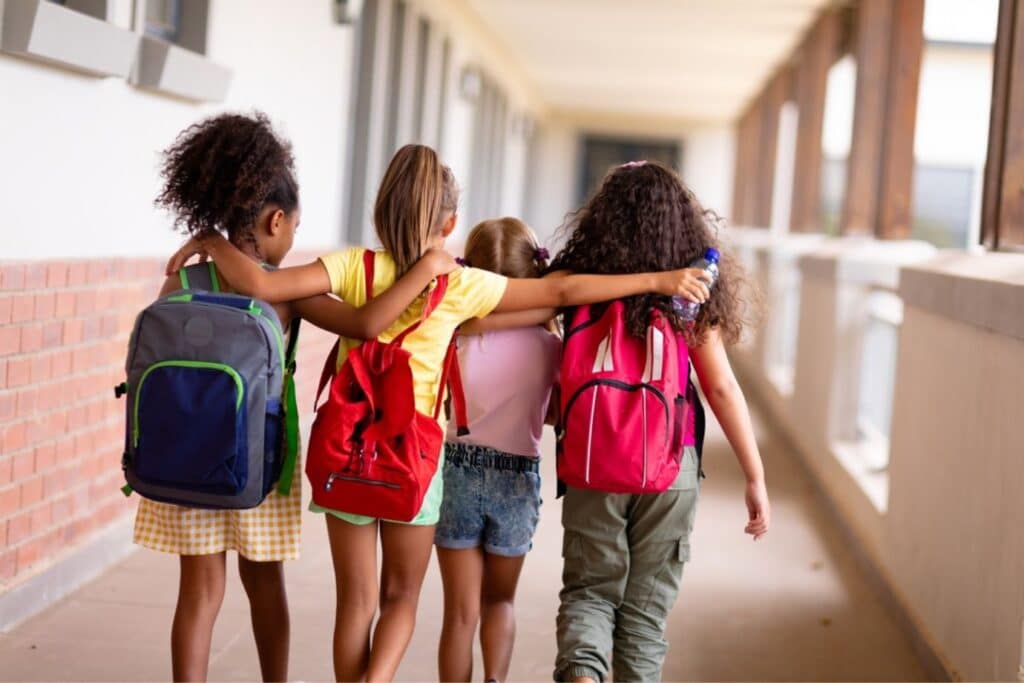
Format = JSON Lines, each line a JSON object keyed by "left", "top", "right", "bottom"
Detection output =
{"left": 324, "top": 472, "right": 339, "bottom": 492}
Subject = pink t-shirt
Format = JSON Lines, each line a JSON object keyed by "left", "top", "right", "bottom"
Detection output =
{"left": 446, "top": 327, "right": 561, "bottom": 458}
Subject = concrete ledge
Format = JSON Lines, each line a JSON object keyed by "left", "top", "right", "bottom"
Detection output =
{"left": 0, "top": 516, "right": 136, "bottom": 633}
{"left": 0, "top": 0, "right": 139, "bottom": 77}
{"left": 799, "top": 238, "right": 937, "bottom": 289}
{"left": 900, "top": 251, "right": 1024, "bottom": 342}
{"left": 132, "top": 34, "right": 231, "bottom": 102}
{"left": 732, "top": 356, "right": 954, "bottom": 682}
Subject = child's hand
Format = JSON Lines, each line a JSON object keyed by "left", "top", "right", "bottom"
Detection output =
{"left": 744, "top": 479, "right": 770, "bottom": 540}
{"left": 166, "top": 236, "right": 209, "bottom": 275}
{"left": 422, "top": 248, "right": 459, "bottom": 277}
{"left": 659, "top": 268, "right": 713, "bottom": 303}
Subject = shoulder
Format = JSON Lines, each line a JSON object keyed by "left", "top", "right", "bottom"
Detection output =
{"left": 443, "top": 266, "right": 508, "bottom": 316}
{"left": 447, "top": 265, "right": 506, "bottom": 290}
{"left": 318, "top": 247, "right": 372, "bottom": 297}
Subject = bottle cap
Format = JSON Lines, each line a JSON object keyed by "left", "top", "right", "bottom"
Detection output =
{"left": 704, "top": 247, "right": 721, "bottom": 263}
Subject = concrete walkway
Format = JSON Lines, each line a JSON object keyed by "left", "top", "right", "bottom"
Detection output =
{"left": 0, "top": 410, "right": 927, "bottom": 681}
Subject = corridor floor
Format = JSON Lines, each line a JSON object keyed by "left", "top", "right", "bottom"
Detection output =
{"left": 0, "top": 409, "right": 927, "bottom": 681}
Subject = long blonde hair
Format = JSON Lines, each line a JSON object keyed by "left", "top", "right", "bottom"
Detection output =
{"left": 373, "top": 144, "right": 459, "bottom": 277}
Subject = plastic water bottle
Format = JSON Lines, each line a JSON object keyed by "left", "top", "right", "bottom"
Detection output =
{"left": 672, "top": 248, "right": 720, "bottom": 321}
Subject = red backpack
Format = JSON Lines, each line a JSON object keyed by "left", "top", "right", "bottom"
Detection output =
{"left": 557, "top": 301, "right": 695, "bottom": 494}
{"left": 306, "top": 250, "right": 466, "bottom": 522}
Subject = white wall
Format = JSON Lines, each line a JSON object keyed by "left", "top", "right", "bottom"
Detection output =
{"left": 0, "top": 0, "right": 355, "bottom": 260}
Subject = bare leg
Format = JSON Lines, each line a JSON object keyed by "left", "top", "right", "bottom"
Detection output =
{"left": 365, "top": 522, "right": 435, "bottom": 682}
{"left": 237, "top": 557, "right": 289, "bottom": 682}
{"left": 480, "top": 552, "right": 526, "bottom": 682}
{"left": 437, "top": 547, "right": 485, "bottom": 682}
{"left": 171, "top": 553, "right": 227, "bottom": 682}
{"left": 326, "top": 516, "right": 380, "bottom": 682}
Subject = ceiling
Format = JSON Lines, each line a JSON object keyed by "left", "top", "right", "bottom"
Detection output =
{"left": 463, "top": 0, "right": 830, "bottom": 123}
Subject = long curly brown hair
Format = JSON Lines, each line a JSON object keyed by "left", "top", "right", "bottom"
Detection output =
{"left": 550, "top": 161, "right": 752, "bottom": 346}
{"left": 156, "top": 112, "right": 299, "bottom": 253}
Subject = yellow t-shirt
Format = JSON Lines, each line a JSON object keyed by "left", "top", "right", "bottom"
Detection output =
{"left": 318, "top": 247, "right": 508, "bottom": 418}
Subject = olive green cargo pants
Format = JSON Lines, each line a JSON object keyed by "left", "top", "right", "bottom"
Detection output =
{"left": 554, "top": 448, "right": 700, "bottom": 682}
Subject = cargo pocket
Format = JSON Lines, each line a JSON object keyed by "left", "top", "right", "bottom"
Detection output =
{"left": 642, "top": 537, "right": 689, "bottom": 616}
{"left": 264, "top": 397, "right": 284, "bottom": 493}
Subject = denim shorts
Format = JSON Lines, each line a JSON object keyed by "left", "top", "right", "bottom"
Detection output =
{"left": 434, "top": 442, "right": 542, "bottom": 557}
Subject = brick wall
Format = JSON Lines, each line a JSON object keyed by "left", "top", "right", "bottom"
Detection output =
{"left": 0, "top": 254, "right": 335, "bottom": 590}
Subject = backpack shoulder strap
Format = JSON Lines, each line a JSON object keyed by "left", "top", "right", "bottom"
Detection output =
{"left": 178, "top": 262, "right": 220, "bottom": 292}
{"left": 391, "top": 274, "right": 449, "bottom": 347}
{"left": 363, "top": 249, "right": 376, "bottom": 301}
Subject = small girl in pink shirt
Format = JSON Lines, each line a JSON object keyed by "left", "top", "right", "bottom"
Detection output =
{"left": 435, "top": 217, "right": 560, "bottom": 683}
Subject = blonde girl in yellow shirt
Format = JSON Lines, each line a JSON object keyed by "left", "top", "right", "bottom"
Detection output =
{"left": 167, "top": 144, "right": 713, "bottom": 681}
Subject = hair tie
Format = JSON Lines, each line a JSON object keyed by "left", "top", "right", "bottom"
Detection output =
{"left": 534, "top": 247, "right": 550, "bottom": 263}
{"left": 620, "top": 160, "right": 647, "bottom": 169}
{"left": 455, "top": 256, "right": 470, "bottom": 267}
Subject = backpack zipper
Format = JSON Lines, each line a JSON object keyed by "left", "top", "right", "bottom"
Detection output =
{"left": 324, "top": 472, "right": 401, "bottom": 491}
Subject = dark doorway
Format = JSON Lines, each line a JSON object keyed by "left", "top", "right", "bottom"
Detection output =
{"left": 578, "top": 135, "right": 682, "bottom": 204}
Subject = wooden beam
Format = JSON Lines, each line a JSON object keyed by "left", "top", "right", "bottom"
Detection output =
{"left": 840, "top": 0, "right": 895, "bottom": 236}
{"left": 876, "top": 0, "right": 925, "bottom": 240}
{"left": 754, "top": 71, "right": 788, "bottom": 227}
{"left": 789, "top": 9, "right": 841, "bottom": 233}
{"left": 982, "top": 0, "right": 1024, "bottom": 249}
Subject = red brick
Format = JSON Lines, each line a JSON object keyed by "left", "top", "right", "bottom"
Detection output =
{"left": 30, "top": 355, "right": 51, "bottom": 383}
{"left": 34, "top": 444, "right": 56, "bottom": 473}
{"left": 0, "top": 457, "right": 11, "bottom": 486}
{"left": 12, "top": 295, "right": 34, "bottom": 323}
{"left": 7, "top": 358, "right": 31, "bottom": 387}
{"left": 41, "top": 322, "right": 62, "bottom": 349}
{"left": 46, "top": 263, "right": 68, "bottom": 289}
{"left": 55, "top": 438, "right": 75, "bottom": 464}
{"left": 20, "top": 324, "right": 42, "bottom": 353}
{"left": 34, "top": 293, "right": 55, "bottom": 320}
{"left": 67, "top": 405, "right": 88, "bottom": 432}
{"left": 50, "top": 351, "right": 71, "bottom": 377}
{"left": 43, "top": 409, "right": 68, "bottom": 435}
{"left": 1, "top": 265, "right": 25, "bottom": 291}
{"left": 1, "top": 420, "right": 27, "bottom": 453}
{"left": 63, "top": 319, "right": 84, "bottom": 345}
{"left": 100, "top": 314, "right": 117, "bottom": 337}
{"left": 86, "top": 262, "right": 109, "bottom": 284}
{"left": 55, "top": 291, "right": 75, "bottom": 317}
{"left": 15, "top": 388, "right": 36, "bottom": 418}
{"left": 24, "top": 265, "right": 47, "bottom": 290}
{"left": 20, "top": 476, "right": 43, "bottom": 506}
{"left": 75, "top": 290, "right": 97, "bottom": 316}
{"left": 0, "top": 326, "right": 20, "bottom": 357}
{"left": 16, "top": 537, "right": 43, "bottom": 572}
{"left": 51, "top": 493, "right": 72, "bottom": 518}
{"left": 0, "top": 392, "right": 13, "bottom": 422}
{"left": 0, "top": 297, "right": 11, "bottom": 325}
{"left": 0, "top": 486, "right": 19, "bottom": 516}
{"left": 25, "top": 419, "right": 47, "bottom": 449}
{"left": 82, "top": 317, "right": 101, "bottom": 341}
{"left": 31, "top": 502, "right": 53, "bottom": 532}
{"left": 66, "top": 263, "right": 87, "bottom": 287}
{"left": 7, "top": 511, "right": 32, "bottom": 544}
{"left": 12, "top": 450, "right": 34, "bottom": 480}
{"left": 36, "top": 383, "right": 61, "bottom": 412}
{"left": 0, "top": 550, "right": 15, "bottom": 581}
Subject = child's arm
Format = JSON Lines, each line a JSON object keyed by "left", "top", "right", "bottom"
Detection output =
{"left": 491, "top": 268, "right": 712, "bottom": 313}
{"left": 289, "top": 294, "right": 396, "bottom": 340}
{"left": 165, "top": 233, "right": 456, "bottom": 303}
{"left": 165, "top": 234, "right": 457, "bottom": 338}
{"left": 690, "top": 328, "right": 770, "bottom": 540}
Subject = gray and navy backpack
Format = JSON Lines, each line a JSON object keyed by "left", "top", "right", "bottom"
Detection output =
{"left": 115, "top": 262, "right": 300, "bottom": 509}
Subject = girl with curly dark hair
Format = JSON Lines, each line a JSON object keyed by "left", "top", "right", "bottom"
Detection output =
{"left": 550, "top": 161, "right": 770, "bottom": 683}
{"left": 138, "top": 113, "right": 457, "bottom": 683}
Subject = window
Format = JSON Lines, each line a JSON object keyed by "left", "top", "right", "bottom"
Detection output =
{"left": 819, "top": 55, "right": 856, "bottom": 236}
{"left": 46, "top": 0, "right": 106, "bottom": 20}
{"left": 144, "top": 0, "right": 182, "bottom": 44}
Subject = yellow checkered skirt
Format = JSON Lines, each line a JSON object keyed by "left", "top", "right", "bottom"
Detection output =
{"left": 133, "top": 457, "right": 302, "bottom": 561}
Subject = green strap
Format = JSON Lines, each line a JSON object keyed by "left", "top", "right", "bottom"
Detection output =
{"left": 277, "top": 374, "right": 299, "bottom": 495}
{"left": 276, "top": 317, "right": 302, "bottom": 496}
{"left": 121, "top": 483, "right": 133, "bottom": 497}
{"left": 207, "top": 262, "right": 220, "bottom": 292}
{"left": 178, "top": 268, "right": 190, "bottom": 290}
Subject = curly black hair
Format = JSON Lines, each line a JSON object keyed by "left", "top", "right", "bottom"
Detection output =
{"left": 156, "top": 112, "right": 298, "bottom": 252}
{"left": 550, "top": 161, "right": 754, "bottom": 346}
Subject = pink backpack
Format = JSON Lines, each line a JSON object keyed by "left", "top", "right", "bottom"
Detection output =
{"left": 557, "top": 301, "right": 694, "bottom": 493}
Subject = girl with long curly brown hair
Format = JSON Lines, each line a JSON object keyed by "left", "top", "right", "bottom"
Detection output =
{"left": 550, "top": 161, "right": 770, "bottom": 683}
{"left": 141, "top": 113, "right": 458, "bottom": 683}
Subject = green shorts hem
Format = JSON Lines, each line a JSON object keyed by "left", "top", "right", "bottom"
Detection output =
{"left": 308, "top": 464, "right": 444, "bottom": 526}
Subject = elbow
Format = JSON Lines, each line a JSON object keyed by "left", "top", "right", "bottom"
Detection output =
{"left": 705, "top": 377, "right": 741, "bottom": 405}
{"left": 351, "top": 317, "right": 380, "bottom": 341}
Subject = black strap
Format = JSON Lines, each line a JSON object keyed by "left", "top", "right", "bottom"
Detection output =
{"left": 284, "top": 317, "right": 301, "bottom": 372}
